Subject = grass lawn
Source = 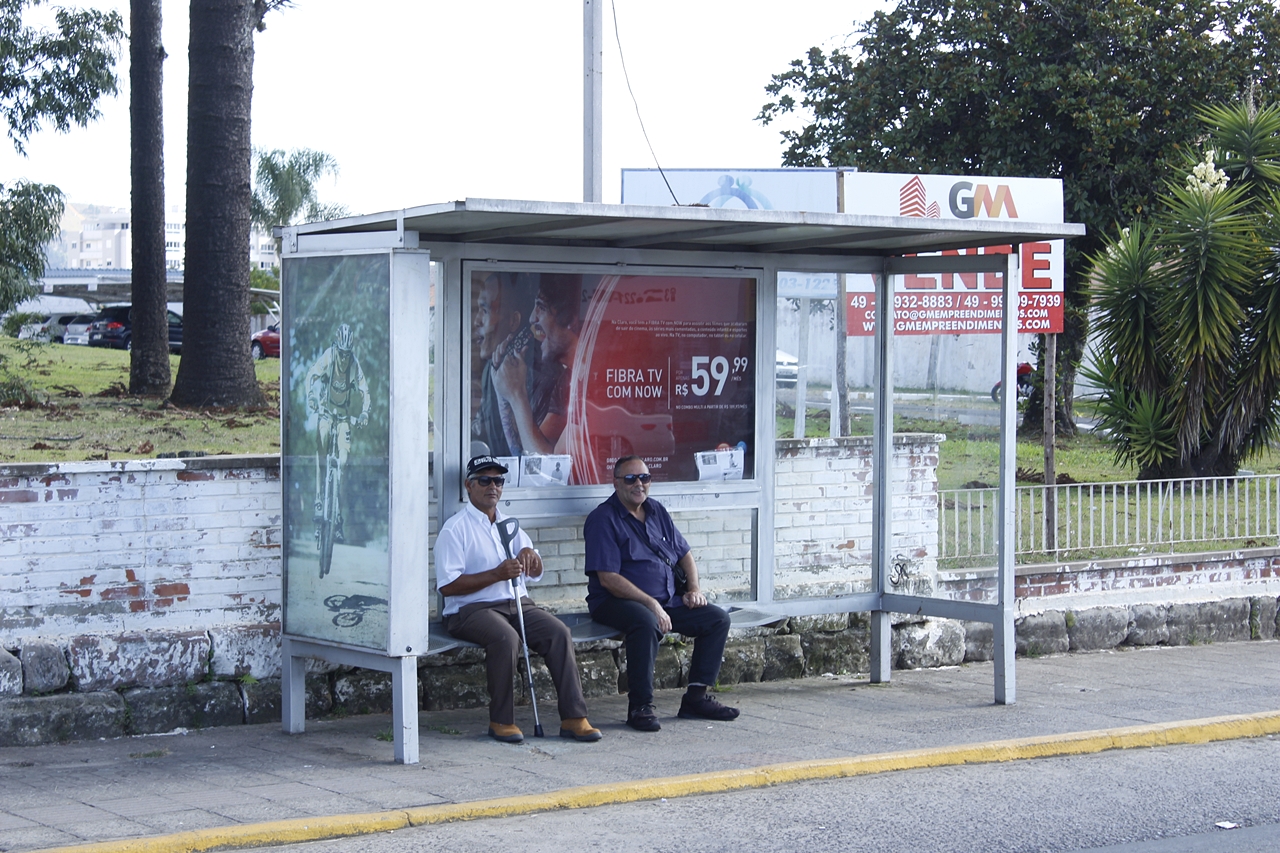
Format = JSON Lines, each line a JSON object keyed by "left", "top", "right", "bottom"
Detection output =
{"left": 777, "top": 396, "right": 1280, "bottom": 489}
{"left": 5, "top": 339, "right": 1277, "bottom": 481}
{"left": 0, "top": 339, "right": 280, "bottom": 464}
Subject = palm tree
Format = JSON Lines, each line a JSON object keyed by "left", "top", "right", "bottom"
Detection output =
{"left": 251, "top": 148, "right": 343, "bottom": 226}
{"left": 251, "top": 147, "right": 346, "bottom": 265}
{"left": 1087, "top": 101, "right": 1280, "bottom": 478}
{"left": 129, "top": 0, "right": 169, "bottom": 396}
{"left": 170, "top": 0, "right": 287, "bottom": 408}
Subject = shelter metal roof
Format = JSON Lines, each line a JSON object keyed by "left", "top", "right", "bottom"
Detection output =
{"left": 288, "top": 197, "right": 1085, "bottom": 257}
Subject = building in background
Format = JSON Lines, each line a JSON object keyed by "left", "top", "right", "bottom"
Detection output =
{"left": 44, "top": 203, "right": 275, "bottom": 273}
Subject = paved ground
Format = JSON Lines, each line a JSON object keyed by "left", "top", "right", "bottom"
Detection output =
{"left": 1, "top": 641, "right": 1277, "bottom": 853}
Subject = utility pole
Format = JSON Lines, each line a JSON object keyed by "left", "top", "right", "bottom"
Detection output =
{"left": 583, "top": 0, "right": 603, "bottom": 203}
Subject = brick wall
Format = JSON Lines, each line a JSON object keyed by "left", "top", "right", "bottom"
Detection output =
{"left": 939, "top": 547, "right": 1280, "bottom": 614}
{"left": 3, "top": 445, "right": 1278, "bottom": 704}
{"left": 2, "top": 439, "right": 937, "bottom": 644}
{"left": 0, "top": 457, "right": 281, "bottom": 642}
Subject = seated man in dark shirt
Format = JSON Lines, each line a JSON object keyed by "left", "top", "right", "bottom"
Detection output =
{"left": 583, "top": 455, "right": 739, "bottom": 732}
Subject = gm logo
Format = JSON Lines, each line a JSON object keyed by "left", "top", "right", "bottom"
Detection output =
{"left": 948, "top": 181, "right": 1019, "bottom": 219}
{"left": 899, "top": 176, "right": 1020, "bottom": 220}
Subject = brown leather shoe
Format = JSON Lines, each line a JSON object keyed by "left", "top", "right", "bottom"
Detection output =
{"left": 559, "top": 717, "right": 603, "bottom": 742}
{"left": 488, "top": 722, "right": 523, "bottom": 743}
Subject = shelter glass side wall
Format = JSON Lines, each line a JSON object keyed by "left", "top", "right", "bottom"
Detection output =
{"left": 890, "top": 264, "right": 1001, "bottom": 605}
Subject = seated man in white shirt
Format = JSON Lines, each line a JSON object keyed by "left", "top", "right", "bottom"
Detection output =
{"left": 436, "top": 455, "right": 602, "bottom": 744}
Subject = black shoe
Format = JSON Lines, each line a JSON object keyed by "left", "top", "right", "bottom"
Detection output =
{"left": 678, "top": 693, "right": 740, "bottom": 721}
{"left": 626, "top": 704, "right": 661, "bottom": 732}
{"left": 334, "top": 514, "right": 345, "bottom": 544}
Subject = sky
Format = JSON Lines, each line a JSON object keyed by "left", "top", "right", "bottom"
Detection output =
{"left": 0, "top": 0, "right": 889, "bottom": 217}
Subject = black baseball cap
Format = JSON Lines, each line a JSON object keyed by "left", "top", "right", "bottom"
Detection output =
{"left": 466, "top": 455, "right": 509, "bottom": 478}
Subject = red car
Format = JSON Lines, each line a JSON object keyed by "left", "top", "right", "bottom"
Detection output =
{"left": 251, "top": 323, "right": 280, "bottom": 359}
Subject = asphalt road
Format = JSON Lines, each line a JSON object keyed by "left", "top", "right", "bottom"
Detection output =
{"left": 251, "top": 735, "right": 1280, "bottom": 853}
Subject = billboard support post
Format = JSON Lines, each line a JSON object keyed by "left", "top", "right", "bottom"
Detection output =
{"left": 1044, "top": 333, "right": 1057, "bottom": 551}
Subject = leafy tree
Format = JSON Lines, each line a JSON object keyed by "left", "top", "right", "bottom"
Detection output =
{"left": 129, "top": 0, "right": 169, "bottom": 396}
{"left": 758, "top": 0, "right": 1280, "bottom": 434}
{"left": 1086, "top": 102, "right": 1280, "bottom": 478}
{"left": 0, "top": 0, "right": 125, "bottom": 152}
{"left": 0, "top": 180, "right": 62, "bottom": 313}
{"left": 170, "top": 0, "right": 288, "bottom": 408}
{"left": 0, "top": 0, "right": 124, "bottom": 315}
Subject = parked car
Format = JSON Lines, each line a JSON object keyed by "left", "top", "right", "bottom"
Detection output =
{"left": 88, "top": 305, "right": 183, "bottom": 353}
{"left": 16, "top": 314, "right": 52, "bottom": 341}
{"left": 251, "top": 323, "right": 280, "bottom": 359}
{"left": 61, "top": 314, "right": 98, "bottom": 346}
{"left": 776, "top": 350, "right": 799, "bottom": 386}
{"left": 37, "top": 313, "right": 81, "bottom": 343}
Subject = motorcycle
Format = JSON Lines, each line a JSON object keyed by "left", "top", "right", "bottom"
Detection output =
{"left": 991, "top": 362, "right": 1035, "bottom": 403}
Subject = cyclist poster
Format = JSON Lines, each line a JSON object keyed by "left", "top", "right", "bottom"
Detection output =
{"left": 469, "top": 269, "right": 756, "bottom": 486}
{"left": 282, "top": 253, "right": 392, "bottom": 649}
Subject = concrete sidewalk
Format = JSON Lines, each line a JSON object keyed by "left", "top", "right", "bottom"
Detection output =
{"left": 2, "top": 641, "right": 1277, "bottom": 853}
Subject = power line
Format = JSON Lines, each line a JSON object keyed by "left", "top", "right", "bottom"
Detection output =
{"left": 610, "top": 0, "right": 679, "bottom": 205}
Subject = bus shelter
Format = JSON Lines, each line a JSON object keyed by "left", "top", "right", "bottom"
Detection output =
{"left": 276, "top": 198, "right": 1084, "bottom": 763}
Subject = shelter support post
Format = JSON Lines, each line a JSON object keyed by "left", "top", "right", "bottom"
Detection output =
{"left": 280, "top": 638, "right": 421, "bottom": 764}
{"left": 994, "top": 249, "right": 1021, "bottom": 705}
{"left": 391, "top": 654, "right": 420, "bottom": 764}
{"left": 281, "top": 637, "right": 306, "bottom": 734}
{"left": 870, "top": 270, "right": 893, "bottom": 683}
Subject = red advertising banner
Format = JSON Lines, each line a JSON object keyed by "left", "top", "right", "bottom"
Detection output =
{"left": 470, "top": 271, "right": 756, "bottom": 486}
{"left": 844, "top": 243, "right": 1064, "bottom": 336}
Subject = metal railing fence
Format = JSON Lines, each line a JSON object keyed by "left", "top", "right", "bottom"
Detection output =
{"left": 937, "top": 474, "right": 1280, "bottom": 566}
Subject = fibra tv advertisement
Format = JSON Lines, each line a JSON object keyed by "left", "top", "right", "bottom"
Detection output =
{"left": 469, "top": 268, "right": 756, "bottom": 488}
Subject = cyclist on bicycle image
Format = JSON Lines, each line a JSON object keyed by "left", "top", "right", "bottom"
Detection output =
{"left": 306, "top": 324, "right": 370, "bottom": 545}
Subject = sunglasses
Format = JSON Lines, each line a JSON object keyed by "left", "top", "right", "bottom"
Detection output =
{"left": 615, "top": 473, "right": 652, "bottom": 485}
{"left": 470, "top": 475, "right": 505, "bottom": 487}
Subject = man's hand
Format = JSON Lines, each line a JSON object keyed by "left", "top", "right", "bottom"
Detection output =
{"left": 356, "top": 412, "right": 369, "bottom": 428}
{"left": 493, "top": 558, "right": 524, "bottom": 582}
{"left": 681, "top": 589, "right": 707, "bottom": 609}
{"left": 649, "top": 599, "right": 673, "bottom": 633}
{"left": 516, "top": 546, "right": 543, "bottom": 578}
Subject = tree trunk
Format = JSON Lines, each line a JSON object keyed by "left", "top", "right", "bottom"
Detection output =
{"left": 170, "top": 0, "right": 265, "bottom": 408}
{"left": 128, "top": 0, "right": 170, "bottom": 396}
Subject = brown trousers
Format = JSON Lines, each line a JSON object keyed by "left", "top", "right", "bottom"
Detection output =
{"left": 443, "top": 598, "right": 588, "bottom": 725}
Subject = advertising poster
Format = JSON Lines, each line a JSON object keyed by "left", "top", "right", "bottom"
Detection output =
{"left": 469, "top": 269, "right": 756, "bottom": 485}
{"left": 621, "top": 168, "right": 838, "bottom": 212}
{"left": 842, "top": 172, "right": 1065, "bottom": 336}
{"left": 282, "top": 254, "right": 391, "bottom": 650}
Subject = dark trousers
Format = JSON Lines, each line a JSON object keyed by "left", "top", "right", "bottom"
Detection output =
{"left": 444, "top": 599, "right": 588, "bottom": 725}
{"left": 591, "top": 597, "right": 731, "bottom": 708}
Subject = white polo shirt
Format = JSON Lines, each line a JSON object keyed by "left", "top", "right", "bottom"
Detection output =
{"left": 435, "top": 502, "right": 540, "bottom": 617}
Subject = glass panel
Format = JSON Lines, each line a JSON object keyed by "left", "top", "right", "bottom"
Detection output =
{"left": 466, "top": 267, "right": 757, "bottom": 486}
{"left": 889, "top": 268, "right": 1004, "bottom": 604}
{"left": 773, "top": 273, "right": 878, "bottom": 601}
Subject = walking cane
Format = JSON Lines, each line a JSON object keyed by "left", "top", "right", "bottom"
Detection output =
{"left": 496, "top": 516, "right": 544, "bottom": 738}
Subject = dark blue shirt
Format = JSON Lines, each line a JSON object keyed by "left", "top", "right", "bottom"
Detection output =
{"left": 584, "top": 493, "right": 690, "bottom": 612}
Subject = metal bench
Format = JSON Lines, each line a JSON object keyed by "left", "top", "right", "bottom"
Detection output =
{"left": 425, "top": 605, "right": 786, "bottom": 653}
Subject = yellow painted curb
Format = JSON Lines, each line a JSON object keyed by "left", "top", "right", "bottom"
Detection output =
{"left": 37, "top": 709, "right": 1280, "bottom": 853}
